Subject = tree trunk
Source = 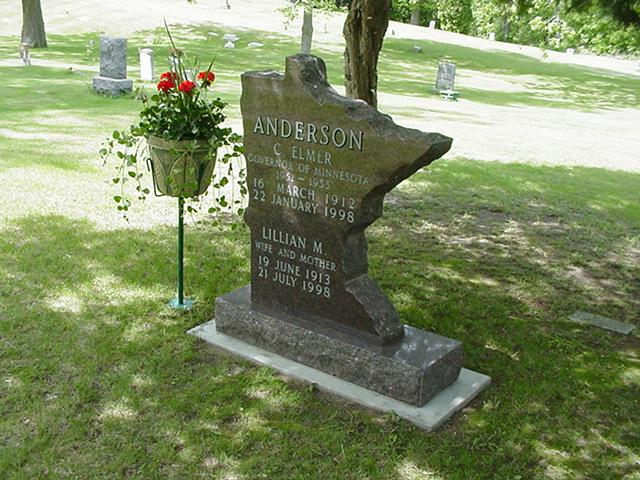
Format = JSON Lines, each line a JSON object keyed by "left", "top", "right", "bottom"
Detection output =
{"left": 343, "top": 0, "right": 391, "bottom": 108}
{"left": 501, "top": 13, "right": 510, "bottom": 41}
{"left": 301, "top": 6, "right": 313, "bottom": 54}
{"left": 21, "top": 0, "right": 47, "bottom": 48}
{"left": 410, "top": 6, "right": 421, "bottom": 25}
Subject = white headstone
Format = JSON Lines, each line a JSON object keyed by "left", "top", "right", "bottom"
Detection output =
{"left": 413, "top": 46, "right": 423, "bottom": 53}
{"left": 429, "top": 20, "right": 436, "bottom": 29}
{"left": 488, "top": 32, "right": 496, "bottom": 41}
{"left": 224, "top": 41, "right": 236, "bottom": 49}
{"left": 248, "top": 42, "right": 264, "bottom": 48}
{"left": 223, "top": 34, "right": 239, "bottom": 42}
{"left": 139, "top": 48, "right": 154, "bottom": 81}
{"left": 566, "top": 48, "right": 575, "bottom": 55}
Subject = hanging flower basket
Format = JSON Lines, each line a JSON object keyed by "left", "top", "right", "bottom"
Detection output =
{"left": 146, "top": 135, "right": 216, "bottom": 198}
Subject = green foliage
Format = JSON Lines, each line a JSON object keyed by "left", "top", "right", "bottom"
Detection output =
{"left": 436, "top": 0, "right": 474, "bottom": 33}
{"left": 390, "top": 0, "right": 435, "bottom": 26}
{"left": 394, "top": 0, "right": 640, "bottom": 56}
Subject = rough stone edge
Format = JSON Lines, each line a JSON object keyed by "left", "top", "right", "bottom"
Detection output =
{"left": 188, "top": 319, "right": 491, "bottom": 431}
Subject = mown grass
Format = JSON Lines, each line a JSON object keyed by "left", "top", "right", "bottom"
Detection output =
{"left": 1, "top": 23, "right": 639, "bottom": 480}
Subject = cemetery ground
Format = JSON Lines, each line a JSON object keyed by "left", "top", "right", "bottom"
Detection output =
{"left": 1, "top": 23, "right": 640, "bottom": 480}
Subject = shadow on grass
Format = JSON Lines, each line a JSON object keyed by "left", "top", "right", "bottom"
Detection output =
{"left": 1, "top": 158, "right": 639, "bottom": 479}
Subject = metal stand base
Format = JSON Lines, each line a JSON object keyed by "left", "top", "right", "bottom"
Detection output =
{"left": 168, "top": 297, "right": 195, "bottom": 310}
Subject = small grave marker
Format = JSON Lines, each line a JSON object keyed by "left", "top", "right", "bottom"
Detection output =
{"left": 139, "top": 48, "right": 154, "bottom": 81}
{"left": 569, "top": 311, "right": 635, "bottom": 335}
{"left": 429, "top": 20, "right": 436, "bottom": 29}
{"left": 436, "top": 61, "right": 456, "bottom": 92}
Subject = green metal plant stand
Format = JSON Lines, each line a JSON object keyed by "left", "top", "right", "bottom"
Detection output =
{"left": 168, "top": 197, "right": 194, "bottom": 310}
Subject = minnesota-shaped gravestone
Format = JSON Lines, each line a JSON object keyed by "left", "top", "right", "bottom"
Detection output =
{"left": 215, "top": 55, "right": 462, "bottom": 406}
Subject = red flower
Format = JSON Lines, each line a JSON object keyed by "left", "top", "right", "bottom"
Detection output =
{"left": 160, "top": 71, "right": 178, "bottom": 81}
{"left": 178, "top": 80, "right": 196, "bottom": 93}
{"left": 157, "top": 79, "right": 175, "bottom": 92}
{"left": 197, "top": 71, "right": 215, "bottom": 85}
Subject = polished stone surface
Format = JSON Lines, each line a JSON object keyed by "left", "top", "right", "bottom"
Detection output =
{"left": 188, "top": 319, "right": 490, "bottom": 431}
{"left": 241, "top": 54, "right": 452, "bottom": 344}
{"left": 215, "top": 286, "right": 462, "bottom": 406}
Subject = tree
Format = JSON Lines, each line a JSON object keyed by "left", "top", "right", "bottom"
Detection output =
{"left": 568, "top": 0, "right": 640, "bottom": 27}
{"left": 301, "top": 5, "right": 314, "bottom": 53}
{"left": 343, "top": 0, "right": 391, "bottom": 107}
{"left": 21, "top": 0, "right": 47, "bottom": 48}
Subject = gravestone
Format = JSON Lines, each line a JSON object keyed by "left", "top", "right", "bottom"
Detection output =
{"left": 139, "top": 48, "right": 154, "bottom": 81}
{"left": 429, "top": 20, "right": 436, "bottom": 29}
{"left": 488, "top": 32, "right": 496, "bottom": 41}
{"left": 214, "top": 54, "right": 464, "bottom": 406}
{"left": 92, "top": 37, "right": 133, "bottom": 96}
{"left": 435, "top": 61, "right": 456, "bottom": 92}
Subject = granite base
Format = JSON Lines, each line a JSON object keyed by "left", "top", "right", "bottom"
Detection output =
{"left": 214, "top": 286, "right": 463, "bottom": 406}
{"left": 92, "top": 76, "right": 133, "bottom": 96}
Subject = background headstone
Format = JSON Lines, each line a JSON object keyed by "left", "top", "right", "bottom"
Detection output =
{"left": 489, "top": 32, "right": 496, "bottom": 41}
{"left": 436, "top": 61, "right": 456, "bottom": 91}
{"left": 92, "top": 36, "right": 132, "bottom": 96}
{"left": 139, "top": 48, "right": 154, "bottom": 81}
{"left": 214, "top": 54, "right": 463, "bottom": 406}
{"left": 99, "top": 37, "right": 127, "bottom": 79}
{"left": 429, "top": 20, "right": 436, "bottom": 29}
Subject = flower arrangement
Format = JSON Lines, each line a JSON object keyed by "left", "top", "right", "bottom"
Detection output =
{"left": 99, "top": 26, "right": 244, "bottom": 217}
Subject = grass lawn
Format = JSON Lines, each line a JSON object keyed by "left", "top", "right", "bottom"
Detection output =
{"left": 1, "top": 24, "right": 639, "bottom": 480}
